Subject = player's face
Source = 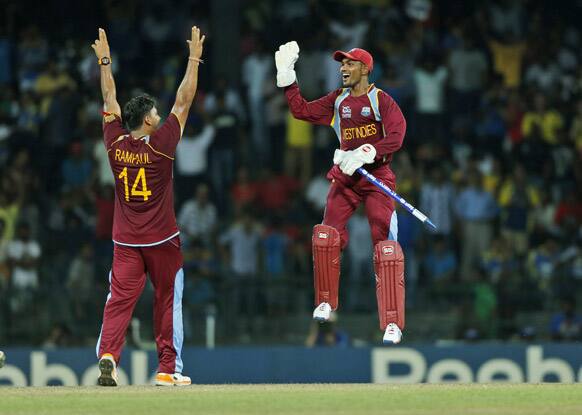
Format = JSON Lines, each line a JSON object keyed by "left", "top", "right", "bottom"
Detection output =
{"left": 340, "top": 59, "right": 365, "bottom": 87}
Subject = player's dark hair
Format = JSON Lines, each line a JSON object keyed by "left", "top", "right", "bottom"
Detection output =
{"left": 123, "top": 94, "right": 156, "bottom": 130}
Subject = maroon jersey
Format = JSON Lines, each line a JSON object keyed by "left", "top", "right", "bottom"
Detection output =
{"left": 103, "top": 113, "right": 182, "bottom": 246}
{"left": 285, "top": 81, "right": 406, "bottom": 169}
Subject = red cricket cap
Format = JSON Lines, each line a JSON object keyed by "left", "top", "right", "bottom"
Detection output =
{"left": 333, "top": 48, "right": 374, "bottom": 72}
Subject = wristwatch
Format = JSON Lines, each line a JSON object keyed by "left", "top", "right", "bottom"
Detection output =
{"left": 98, "top": 57, "right": 111, "bottom": 66}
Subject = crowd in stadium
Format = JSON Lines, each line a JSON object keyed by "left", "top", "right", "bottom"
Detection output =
{"left": 0, "top": 0, "right": 580, "bottom": 346}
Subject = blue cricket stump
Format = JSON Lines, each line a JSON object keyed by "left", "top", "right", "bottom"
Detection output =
{"left": 357, "top": 167, "right": 437, "bottom": 231}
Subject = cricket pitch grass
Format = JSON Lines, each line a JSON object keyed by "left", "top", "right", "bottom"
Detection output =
{"left": 0, "top": 384, "right": 581, "bottom": 415}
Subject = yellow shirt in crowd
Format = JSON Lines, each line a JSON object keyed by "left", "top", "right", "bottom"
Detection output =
{"left": 286, "top": 112, "right": 313, "bottom": 148}
{"left": 521, "top": 110, "right": 564, "bottom": 145}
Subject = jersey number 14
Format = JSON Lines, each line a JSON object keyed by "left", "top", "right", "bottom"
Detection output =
{"left": 118, "top": 167, "right": 152, "bottom": 201}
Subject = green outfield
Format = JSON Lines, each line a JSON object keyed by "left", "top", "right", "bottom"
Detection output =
{"left": 0, "top": 384, "right": 580, "bottom": 415}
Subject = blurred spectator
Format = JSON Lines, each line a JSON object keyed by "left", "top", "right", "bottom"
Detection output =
{"left": 295, "top": 41, "right": 326, "bottom": 100}
{"left": 304, "top": 167, "right": 330, "bottom": 219}
{"left": 255, "top": 167, "right": 300, "bottom": 215}
{"left": 204, "top": 77, "right": 246, "bottom": 124}
{"left": 424, "top": 235, "right": 457, "bottom": 285}
{"left": 525, "top": 54, "right": 562, "bottom": 95}
{"left": 175, "top": 116, "right": 215, "bottom": 203}
{"left": 262, "top": 217, "right": 290, "bottom": 317}
{"left": 521, "top": 93, "right": 564, "bottom": 145}
{"left": 42, "top": 323, "right": 73, "bottom": 348}
{"left": 419, "top": 165, "right": 455, "bottom": 239}
{"left": 230, "top": 166, "right": 258, "bottom": 213}
{"left": 412, "top": 56, "right": 448, "bottom": 148}
{"left": 497, "top": 164, "right": 540, "bottom": 256}
{"left": 6, "top": 222, "right": 40, "bottom": 288}
{"left": 178, "top": 183, "right": 217, "bottom": 248}
{"left": 554, "top": 189, "right": 582, "bottom": 229}
{"left": 448, "top": 33, "right": 488, "bottom": 117}
{"left": 328, "top": 13, "right": 369, "bottom": 51}
{"left": 481, "top": 235, "right": 519, "bottom": 284}
{"left": 16, "top": 92, "right": 41, "bottom": 136}
{"left": 471, "top": 267, "right": 498, "bottom": 339}
{"left": 242, "top": 40, "right": 272, "bottom": 165}
{"left": 285, "top": 112, "right": 313, "bottom": 185}
{"left": 487, "top": 36, "right": 526, "bottom": 88}
{"left": 219, "top": 210, "right": 262, "bottom": 337}
{"left": 262, "top": 217, "right": 289, "bottom": 278}
{"left": 17, "top": 25, "right": 49, "bottom": 91}
{"left": 61, "top": 142, "right": 93, "bottom": 191}
{"left": 549, "top": 297, "right": 582, "bottom": 341}
{"left": 531, "top": 190, "right": 559, "bottom": 241}
{"left": 456, "top": 266, "right": 499, "bottom": 341}
{"left": 66, "top": 243, "right": 95, "bottom": 323}
{"left": 305, "top": 313, "right": 349, "bottom": 347}
{"left": 264, "top": 74, "right": 287, "bottom": 170}
{"left": 486, "top": 0, "right": 525, "bottom": 39}
{"left": 94, "top": 184, "right": 114, "bottom": 258}
{"left": 514, "top": 123, "right": 550, "bottom": 177}
{"left": 455, "top": 168, "right": 498, "bottom": 278}
{"left": 527, "top": 237, "right": 561, "bottom": 293}
{"left": 183, "top": 241, "right": 217, "bottom": 339}
{"left": 92, "top": 124, "right": 115, "bottom": 186}
{"left": 209, "top": 92, "right": 241, "bottom": 210}
{"left": 34, "top": 62, "right": 76, "bottom": 115}
{"left": 504, "top": 90, "right": 525, "bottom": 147}
{"left": 0, "top": 193, "right": 20, "bottom": 242}
{"left": 345, "top": 208, "right": 373, "bottom": 312}
{"left": 397, "top": 203, "right": 422, "bottom": 306}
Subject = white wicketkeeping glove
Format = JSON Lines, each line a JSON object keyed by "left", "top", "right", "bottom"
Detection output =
{"left": 338, "top": 144, "right": 377, "bottom": 176}
{"left": 333, "top": 149, "right": 348, "bottom": 165}
{"left": 275, "top": 41, "right": 300, "bottom": 87}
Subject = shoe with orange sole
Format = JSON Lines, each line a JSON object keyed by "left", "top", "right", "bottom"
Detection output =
{"left": 155, "top": 372, "right": 191, "bottom": 386}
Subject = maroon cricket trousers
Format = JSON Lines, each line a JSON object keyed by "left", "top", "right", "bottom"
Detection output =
{"left": 96, "top": 236, "right": 184, "bottom": 374}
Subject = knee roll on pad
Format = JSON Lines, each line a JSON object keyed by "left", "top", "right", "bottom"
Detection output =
{"left": 374, "top": 240, "right": 405, "bottom": 330}
{"left": 312, "top": 224, "right": 341, "bottom": 310}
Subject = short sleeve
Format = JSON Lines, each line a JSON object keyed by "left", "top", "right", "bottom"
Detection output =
{"left": 150, "top": 113, "right": 182, "bottom": 159}
{"left": 103, "top": 113, "right": 127, "bottom": 148}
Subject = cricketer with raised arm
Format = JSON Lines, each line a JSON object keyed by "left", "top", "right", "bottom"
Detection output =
{"left": 92, "top": 26, "right": 204, "bottom": 386}
{"left": 276, "top": 41, "right": 407, "bottom": 344}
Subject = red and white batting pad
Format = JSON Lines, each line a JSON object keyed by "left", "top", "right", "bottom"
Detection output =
{"left": 312, "top": 224, "right": 341, "bottom": 310}
{"left": 374, "top": 240, "right": 405, "bottom": 330}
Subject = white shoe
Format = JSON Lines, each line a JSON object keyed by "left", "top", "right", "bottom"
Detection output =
{"left": 97, "top": 354, "right": 119, "bottom": 386}
{"left": 155, "top": 372, "right": 192, "bottom": 386}
{"left": 313, "top": 302, "right": 332, "bottom": 321}
{"left": 383, "top": 323, "right": 402, "bottom": 344}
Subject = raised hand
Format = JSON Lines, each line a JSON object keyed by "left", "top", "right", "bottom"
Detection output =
{"left": 91, "top": 28, "right": 111, "bottom": 60}
{"left": 275, "top": 41, "right": 300, "bottom": 87}
{"left": 187, "top": 26, "right": 205, "bottom": 61}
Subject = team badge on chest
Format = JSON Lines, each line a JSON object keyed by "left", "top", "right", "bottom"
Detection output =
{"left": 341, "top": 106, "right": 351, "bottom": 119}
{"left": 361, "top": 106, "right": 371, "bottom": 117}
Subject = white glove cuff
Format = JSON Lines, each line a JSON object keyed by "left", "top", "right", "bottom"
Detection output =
{"left": 277, "top": 70, "right": 296, "bottom": 88}
{"left": 360, "top": 144, "right": 377, "bottom": 164}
